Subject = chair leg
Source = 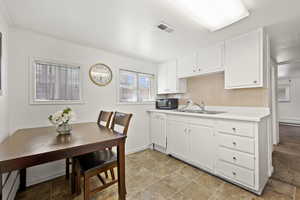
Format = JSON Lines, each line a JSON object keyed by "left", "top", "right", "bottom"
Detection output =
{"left": 74, "top": 160, "right": 81, "bottom": 195}
{"left": 66, "top": 158, "right": 70, "bottom": 180}
{"left": 104, "top": 171, "right": 109, "bottom": 179}
{"left": 110, "top": 168, "right": 115, "bottom": 180}
{"left": 97, "top": 174, "right": 106, "bottom": 185}
{"left": 84, "top": 176, "right": 90, "bottom": 200}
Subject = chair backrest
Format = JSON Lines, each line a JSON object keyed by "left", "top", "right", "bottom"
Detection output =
{"left": 97, "top": 111, "right": 113, "bottom": 128}
{"left": 111, "top": 112, "right": 133, "bottom": 135}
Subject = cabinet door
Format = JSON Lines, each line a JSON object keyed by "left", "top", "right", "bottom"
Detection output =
{"left": 197, "top": 43, "right": 224, "bottom": 74}
{"left": 150, "top": 114, "right": 166, "bottom": 148}
{"left": 189, "top": 124, "right": 215, "bottom": 172}
{"left": 166, "top": 60, "right": 178, "bottom": 93}
{"left": 177, "top": 53, "right": 197, "bottom": 78}
{"left": 224, "top": 29, "right": 263, "bottom": 89}
{"left": 157, "top": 63, "right": 168, "bottom": 94}
{"left": 167, "top": 120, "right": 189, "bottom": 160}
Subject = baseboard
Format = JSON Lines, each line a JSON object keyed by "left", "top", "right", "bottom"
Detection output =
{"left": 279, "top": 118, "right": 300, "bottom": 125}
{"left": 126, "top": 144, "right": 151, "bottom": 155}
{"left": 269, "top": 166, "right": 274, "bottom": 177}
{"left": 152, "top": 144, "right": 167, "bottom": 154}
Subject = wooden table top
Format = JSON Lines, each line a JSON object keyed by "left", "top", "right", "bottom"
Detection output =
{"left": 0, "top": 122, "right": 126, "bottom": 166}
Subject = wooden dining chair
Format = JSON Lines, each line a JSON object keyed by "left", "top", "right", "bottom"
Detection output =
{"left": 97, "top": 111, "right": 114, "bottom": 128}
{"left": 65, "top": 111, "right": 113, "bottom": 180}
{"left": 74, "top": 112, "right": 133, "bottom": 200}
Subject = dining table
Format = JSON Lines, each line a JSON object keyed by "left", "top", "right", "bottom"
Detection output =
{"left": 0, "top": 122, "right": 127, "bottom": 200}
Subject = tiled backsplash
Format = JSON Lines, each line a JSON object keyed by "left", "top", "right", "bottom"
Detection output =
{"left": 168, "top": 72, "right": 268, "bottom": 107}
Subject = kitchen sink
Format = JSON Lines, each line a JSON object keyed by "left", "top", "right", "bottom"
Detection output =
{"left": 176, "top": 109, "right": 226, "bottom": 115}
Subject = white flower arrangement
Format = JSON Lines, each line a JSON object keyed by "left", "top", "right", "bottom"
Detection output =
{"left": 48, "top": 108, "right": 75, "bottom": 126}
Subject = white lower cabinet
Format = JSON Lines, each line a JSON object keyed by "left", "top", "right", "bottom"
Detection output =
{"left": 216, "top": 160, "right": 255, "bottom": 187}
{"left": 166, "top": 120, "right": 189, "bottom": 160}
{"left": 153, "top": 113, "right": 272, "bottom": 195}
{"left": 150, "top": 113, "right": 167, "bottom": 148}
{"left": 217, "top": 147, "right": 255, "bottom": 170}
{"left": 167, "top": 118, "right": 215, "bottom": 172}
{"left": 218, "top": 133, "right": 255, "bottom": 154}
{"left": 189, "top": 124, "right": 215, "bottom": 172}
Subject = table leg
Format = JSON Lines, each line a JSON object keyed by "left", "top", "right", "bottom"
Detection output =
{"left": 0, "top": 173, "right": 3, "bottom": 200}
{"left": 66, "top": 158, "right": 70, "bottom": 180}
{"left": 117, "top": 142, "right": 126, "bottom": 200}
{"left": 19, "top": 168, "right": 26, "bottom": 192}
{"left": 71, "top": 158, "right": 75, "bottom": 194}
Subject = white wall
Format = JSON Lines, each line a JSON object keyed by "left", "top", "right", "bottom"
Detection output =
{"left": 0, "top": 2, "right": 9, "bottom": 143}
{"left": 8, "top": 28, "right": 157, "bottom": 185}
{"left": 278, "top": 77, "right": 300, "bottom": 124}
{"left": 0, "top": 3, "right": 20, "bottom": 200}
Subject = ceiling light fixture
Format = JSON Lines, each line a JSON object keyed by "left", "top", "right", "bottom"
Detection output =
{"left": 171, "top": 0, "right": 250, "bottom": 31}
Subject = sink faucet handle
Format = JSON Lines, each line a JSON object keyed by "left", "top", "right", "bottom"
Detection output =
{"left": 187, "top": 99, "right": 193, "bottom": 104}
{"left": 200, "top": 101, "right": 205, "bottom": 111}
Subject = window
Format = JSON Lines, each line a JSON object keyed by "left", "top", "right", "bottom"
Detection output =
{"left": 119, "top": 69, "right": 155, "bottom": 103}
{"left": 31, "top": 59, "right": 83, "bottom": 104}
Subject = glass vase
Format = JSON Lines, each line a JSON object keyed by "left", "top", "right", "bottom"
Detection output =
{"left": 56, "top": 123, "right": 72, "bottom": 135}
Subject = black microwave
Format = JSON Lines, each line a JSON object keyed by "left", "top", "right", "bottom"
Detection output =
{"left": 156, "top": 98, "right": 178, "bottom": 110}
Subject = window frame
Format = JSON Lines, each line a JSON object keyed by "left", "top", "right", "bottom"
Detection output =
{"left": 117, "top": 68, "right": 156, "bottom": 105}
{"left": 29, "top": 57, "right": 84, "bottom": 105}
{"left": 0, "top": 32, "right": 3, "bottom": 96}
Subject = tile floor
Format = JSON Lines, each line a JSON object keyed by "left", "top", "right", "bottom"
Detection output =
{"left": 16, "top": 149, "right": 299, "bottom": 200}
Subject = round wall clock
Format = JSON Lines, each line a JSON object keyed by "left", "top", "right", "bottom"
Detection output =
{"left": 89, "top": 63, "right": 112, "bottom": 86}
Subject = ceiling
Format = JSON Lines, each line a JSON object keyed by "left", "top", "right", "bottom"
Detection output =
{"left": 278, "top": 62, "right": 300, "bottom": 78}
{"left": 3, "top": 0, "right": 300, "bottom": 63}
{"left": 267, "top": 19, "right": 300, "bottom": 64}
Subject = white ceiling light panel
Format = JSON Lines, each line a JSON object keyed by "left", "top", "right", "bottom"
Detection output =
{"left": 171, "top": 0, "right": 250, "bottom": 31}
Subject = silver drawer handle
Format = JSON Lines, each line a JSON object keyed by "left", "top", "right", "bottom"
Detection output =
{"left": 232, "top": 172, "right": 236, "bottom": 176}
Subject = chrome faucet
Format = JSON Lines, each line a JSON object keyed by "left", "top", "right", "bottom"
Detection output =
{"left": 194, "top": 101, "right": 205, "bottom": 111}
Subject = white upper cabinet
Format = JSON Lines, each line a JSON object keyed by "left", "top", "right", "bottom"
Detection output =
{"left": 177, "top": 43, "right": 224, "bottom": 78}
{"left": 224, "top": 28, "right": 266, "bottom": 89}
{"left": 177, "top": 53, "right": 198, "bottom": 78}
{"left": 157, "top": 64, "right": 168, "bottom": 94}
{"left": 157, "top": 60, "right": 186, "bottom": 94}
{"left": 197, "top": 43, "right": 224, "bottom": 74}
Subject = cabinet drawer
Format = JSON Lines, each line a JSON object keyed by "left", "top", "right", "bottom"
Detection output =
{"left": 218, "top": 133, "right": 254, "bottom": 154}
{"left": 151, "top": 113, "right": 166, "bottom": 119}
{"left": 167, "top": 114, "right": 214, "bottom": 127}
{"left": 217, "top": 120, "right": 254, "bottom": 137}
{"left": 216, "top": 160, "right": 254, "bottom": 187}
{"left": 217, "top": 147, "right": 255, "bottom": 170}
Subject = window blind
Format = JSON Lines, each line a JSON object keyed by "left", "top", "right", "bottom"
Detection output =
{"left": 34, "top": 61, "right": 81, "bottom": 101}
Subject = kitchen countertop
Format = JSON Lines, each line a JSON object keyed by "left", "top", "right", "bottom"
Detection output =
{"left": 147, "top": 107, "right": 270, "bottom": 122}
